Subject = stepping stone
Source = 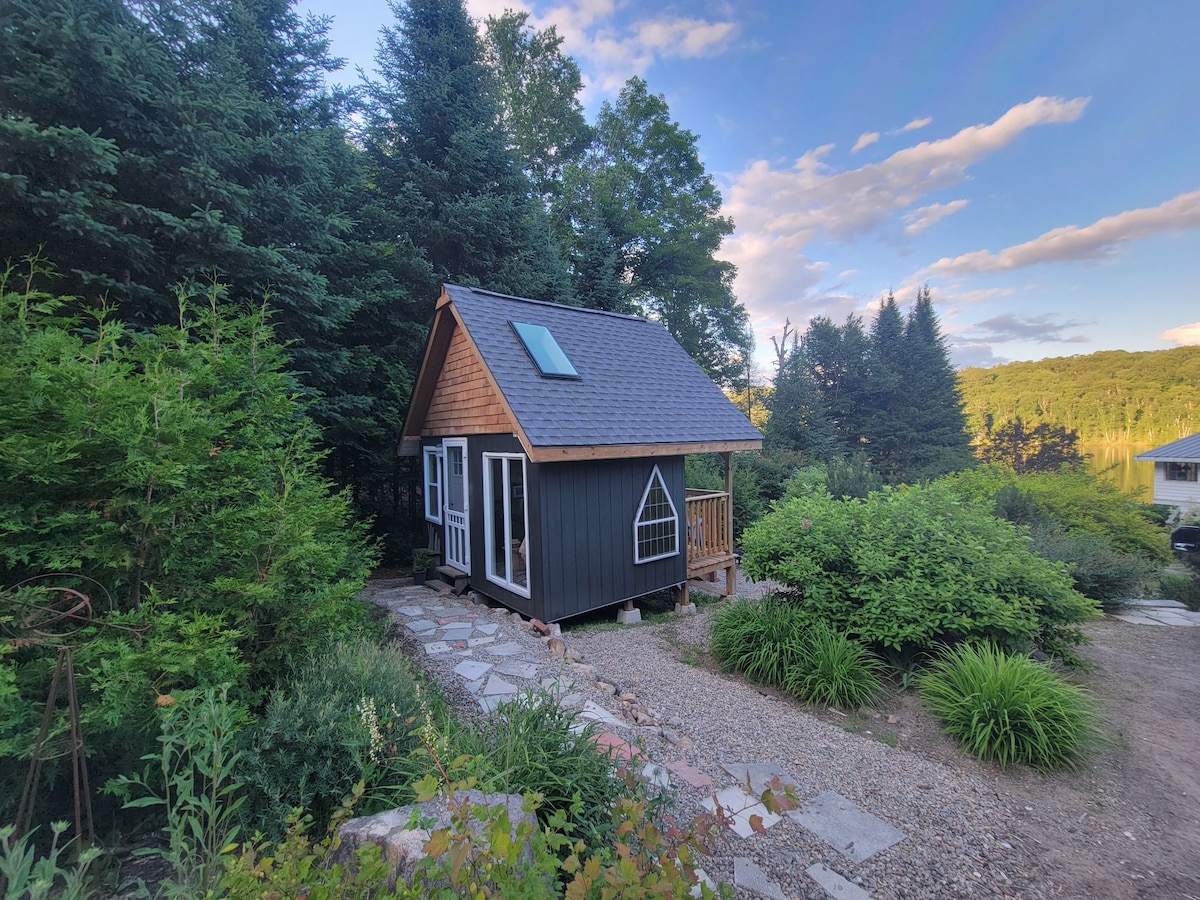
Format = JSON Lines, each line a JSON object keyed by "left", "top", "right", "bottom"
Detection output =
{"left": 478, "top": 695, "right": 513, "bottom": 714}
{"left": 467, "top": 635, "right": 496, "bottom": 647}
{"left": 574, "top": 700, "right": 626, "bottom": 729}
{"left": 454, "top": 659, "right": 493, "bottom": 681}
{"left": 540, "top": 677, "right": 576, "bottom": 695}
{"left": 666, "top": 760, "right": 713, "bottom": 789}
{"left": 423, "top": 641, "right": 452, "bottom": 655}
{"left": 463, "top": 678, "right": 485, "bottom": 695}
{"left": 440, "top": 625, "right": 474, "bottom": 641}
{"left": 733, "top": 857, "right": 788, "bottom": 900}
{"left": 788, "top": 790, "right": 904, "bottom": 863}
{"left": 590, "top": 731, "right": 641, "bottom": 761}
{"left": 1129, "top": 598, "right": 1188, "bottom": 609}
{"left": 641, "top": 762, "right": 670, "bottom": 789}
{"left": 721, "top": 762, "right": 801, "bottom": 797}
{"left": 806, "top": 863, "right": 871, "bottom": 899}
{"left": 394, "top": 606, "right": 426, "bottom": 618}
{"left": 689, "top": 868, "right": 717, "bottom": 899}
{"left": 474, "top": 621, "right": 500, "bottom": 634}
{"left": 494, "top": 660, "right": 539, "bottom": 679}
{"left": 405, "top": 619, "right": 437, "bottom": 633}
{"left": 482, "top": 674, "right": 519, "bottom": 696}
{"left": 484, "top": 641, "right": 525, "bottom": 657}
{"left": 702, "top": 786, "right": 781, "bottom": 839}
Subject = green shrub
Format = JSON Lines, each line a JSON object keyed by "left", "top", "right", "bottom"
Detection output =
{"left": 941, "top": 465, "right": 1167, "bottom": 561}
{"left": 919, "top": 642, "right": 1099, "bottom": 771}
{"left": 443, "top": 691, "right": 634, "bottom": 847}
{"left": 0, "top": 821, "right": 102, "bottom": 900}
{"left": 1028, "top": 526, "right": 1155, "bottom": 611}
{"left": 242, "top": 641, "right": 431, "bottom": 832}
{"left": 741, "top": 485, "right": 1099, "bottom": 663}
{"left": 1159, "top": 571, "right": 1200, "bottom": 611}
{"left": 782, "top": 624, "right": 883, "bottom": 709}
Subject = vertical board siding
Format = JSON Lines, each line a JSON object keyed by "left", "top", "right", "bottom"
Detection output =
{"left": 539, "top": 456, "right": 686, "bottom": 621}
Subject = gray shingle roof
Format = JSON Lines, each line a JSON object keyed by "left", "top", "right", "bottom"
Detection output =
{"left": 1134, "top": 432, "right": 1200, "bottom": 463}
{"left": 446, "top": 284, "right": 762, "bottom": 448}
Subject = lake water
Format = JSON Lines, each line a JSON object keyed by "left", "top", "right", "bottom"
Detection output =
{"left": 1082, "top": 444, "right": 1156, "bottom": 498}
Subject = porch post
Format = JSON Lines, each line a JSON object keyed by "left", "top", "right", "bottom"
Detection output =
{"left": 722, "top": 451, "right": 735, "bottom": 596}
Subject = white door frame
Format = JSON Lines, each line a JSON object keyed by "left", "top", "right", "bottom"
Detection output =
{"left": 442, "top": 438, "right": 470, "bottom": 573}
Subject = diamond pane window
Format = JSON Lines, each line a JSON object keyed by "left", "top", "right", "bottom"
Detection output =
{"left": 510, "top": 321, "right": 579, "bottom": 378}
{"left": 634, "top": 466, "right": 679, "bottom": 563}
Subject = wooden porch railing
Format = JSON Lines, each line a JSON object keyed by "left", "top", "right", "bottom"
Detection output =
{"left": 684, "top": 488, "right": 737, "bottom": 597}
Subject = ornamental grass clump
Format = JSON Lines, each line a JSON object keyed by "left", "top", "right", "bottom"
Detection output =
{"left": 711, "top": 596, "right": 810, "bottom": 685}
{"left": 919, "top": 642, "right": 1099, "bottom": 771}
{"left": 783, "top": 623, "right": 883, "bottom": 709}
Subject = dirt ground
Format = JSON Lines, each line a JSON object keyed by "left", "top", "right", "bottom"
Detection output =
{"left": 770, "top": 617, "right": 1200, "bottom": 898}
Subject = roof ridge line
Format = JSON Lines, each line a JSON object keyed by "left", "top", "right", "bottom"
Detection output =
{"left": 447, "top": 283, "right": 649, "bottom": 323}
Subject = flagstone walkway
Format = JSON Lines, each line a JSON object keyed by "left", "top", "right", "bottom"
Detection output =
{"left": 365, "top": 579, "right": 921, "bottom": 899}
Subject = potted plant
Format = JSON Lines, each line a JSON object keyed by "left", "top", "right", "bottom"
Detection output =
{"left": 412, "top": 548, "right": 432, "bottom": 585}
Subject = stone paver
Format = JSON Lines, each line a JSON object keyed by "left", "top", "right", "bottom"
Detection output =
{"left": 1114, "top": 608, "right": 1200, "bottom": 626}
{"left": 788, "top": 790, "right": 905, "bottom": 863}
{"left": 441, "top": 625, "right": 474, "bottom": 641}
{"left": 405, "top": 619, "right": 437, "bottom": 633}
{"left": 494, "top": 660, "right": 539, "bottom": 679}
{"left": 666, "top": 760, "right": 713, "bottom": 788}
{"left": 423, "top": 641, "right": 452, "bottom": 655}
{"left": 454, "top": 659, "right": 492, "bottom": 680}
{"left": 484, "top": 641, "right": 526, "bottom": 656}
{"left": 721, "top": 761, "right": 800, "bottom": 797}
{"left": 482, "top": 674, "right": 518, "bottom": 696}
{"left": 702, "top": 786, "right": 781, "bottom": 839}
{"left": 733, "top": 857, "right": 788, "bottom": 900}
{"left": 806, "top": 862, "right": 871, "bottom": 899}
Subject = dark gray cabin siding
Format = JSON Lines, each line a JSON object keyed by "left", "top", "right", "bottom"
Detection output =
{"left": 536, "top": 456, "right": 686, "bottom": 621}
{"left": 462, "top": 435, "right": 544, "bottom": 619}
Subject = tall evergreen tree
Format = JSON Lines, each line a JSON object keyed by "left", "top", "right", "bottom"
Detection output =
{"left": 865, "top": 292, "right": 913, "bottom": 481}
{"left": 900, "top": 286, "right": 975, "bottom": 479}
{"left": 765, "top": 346, "right": 838, "bottom": 460}
{"left": 561, "top": 78, "right": 752, "bottom": 384}
{"left": 802, "top": 314, "right": 873, "bottom": 454}
{"left": 363, "top": 0, "right": 569, "bottom": 302}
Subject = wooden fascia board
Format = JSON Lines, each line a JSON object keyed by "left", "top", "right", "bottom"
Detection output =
{"left": 528, "top": 439, "right": 762, "bottom": 463}
{"left": 399, "top": 292, "right": 456, "bottom": 451}
{"left": 440, "top": 302, "right": 533, "bottom": 457}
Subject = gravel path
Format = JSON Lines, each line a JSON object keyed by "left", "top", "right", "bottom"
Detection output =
{"left": 370, "top": 576, "right": 1054, "bottom": 899}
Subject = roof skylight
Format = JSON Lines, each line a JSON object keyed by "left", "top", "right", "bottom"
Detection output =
{"left": 510, "top": 320, "right": 579, "bottom": 379}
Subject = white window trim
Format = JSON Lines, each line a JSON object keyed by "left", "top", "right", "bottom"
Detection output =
{"left": 633, "top": 464, "right": 680, "bottom": 564}
{"left": 482, "top": 452, "right": 531, "bottom": 598}
{"left": 423, "top": 446, "right": 443, "bottom": 524}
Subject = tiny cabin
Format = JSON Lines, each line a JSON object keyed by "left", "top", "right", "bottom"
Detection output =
{"left": 1135, "top": 432, "right": 1200, "bottom": 509}
{"left": 399, "top": 284, "right": 763, "bottom": 622}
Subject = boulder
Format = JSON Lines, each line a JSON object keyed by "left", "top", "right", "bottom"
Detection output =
{"left": 335, "top": 790, "right": 534, "bottom": 891}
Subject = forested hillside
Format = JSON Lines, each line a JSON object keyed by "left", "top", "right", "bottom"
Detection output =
{"left": 958, "top": 346, "right": 1200, "bottom": 445}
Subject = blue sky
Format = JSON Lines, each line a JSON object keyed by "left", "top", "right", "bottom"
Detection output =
{"left": 298, "top": 0, "right": 1200, "bottom": 371}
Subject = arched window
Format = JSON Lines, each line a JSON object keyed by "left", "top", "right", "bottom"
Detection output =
{"left": 634, "top": 465, "right": 679, "bottom": 563}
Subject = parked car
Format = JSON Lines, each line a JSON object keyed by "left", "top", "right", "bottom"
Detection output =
{"left": 1170, "top": 525, "right": 1200, "bottom": 553}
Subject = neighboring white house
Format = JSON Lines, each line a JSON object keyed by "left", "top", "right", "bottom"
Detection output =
{"left": 1135, "top": 432, "right": 1200, "bottom": 508}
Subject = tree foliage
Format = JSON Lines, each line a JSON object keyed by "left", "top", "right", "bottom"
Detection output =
{"left": 0, "top": 271, "right": 375, "bottom": 822}
{"left": 978, "top": 417, "right": 1088, "bottom": 473}
{"left": 959, "top": 345, "right": 1200, "bottom": 445}
{"left": 560, "top": 78, "right": 752, "bottom": 383}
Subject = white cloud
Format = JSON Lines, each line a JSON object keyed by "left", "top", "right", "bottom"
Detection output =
{"left": 476, "top": 0, "right": 738, "bottom": 94}
{"left": 929, "top": 188, "right": 1200, "bottom": 275}
{"left": 721, "top": 97, "right": 1088, "bottom": 355}
{"left": 1161, "top": 321, "right": 1200, "bottom": 346}
{"left": 852, "top": 131, "right": 879, "bottom": 153}
{"left": 903, "top": 199, "right": 968, "bottom": 233}
{"left": 901, "top": 116, "right": 932, "bottom": 132}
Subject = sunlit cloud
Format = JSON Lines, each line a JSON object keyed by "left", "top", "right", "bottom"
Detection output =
{"left": 903, "top": 199, "right": 968, "bottom": 233}
{"left": 721, "top": 96, "right": 1088, "bottom": 359}
{"left": 929, "top": 188, "right": 1200, "bottom": 274}
{"left": 1160, "top": 321, "right": 1200, "bottom": 346}
{"left": 900, "top": 116, "right": 932, "bottom": 132}
{"left": 852, "top": 131, "right": 879, "bottom": 153}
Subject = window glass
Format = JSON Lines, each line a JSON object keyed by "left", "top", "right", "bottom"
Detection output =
{"left": 510, "top": 321, "right": 579, "bottom": 378}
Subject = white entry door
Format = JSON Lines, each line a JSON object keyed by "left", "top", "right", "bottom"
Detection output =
{"left": 442, "top": 439, "right": 470, "bottom": 573}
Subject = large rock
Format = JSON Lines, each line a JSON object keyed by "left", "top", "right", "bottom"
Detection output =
{"left": 335, "top": 790, "right": 534, "bottom": 890}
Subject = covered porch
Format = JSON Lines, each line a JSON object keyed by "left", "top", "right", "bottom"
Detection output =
{"left": 681, "top": 451, "right": 739, "bottom": 605}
